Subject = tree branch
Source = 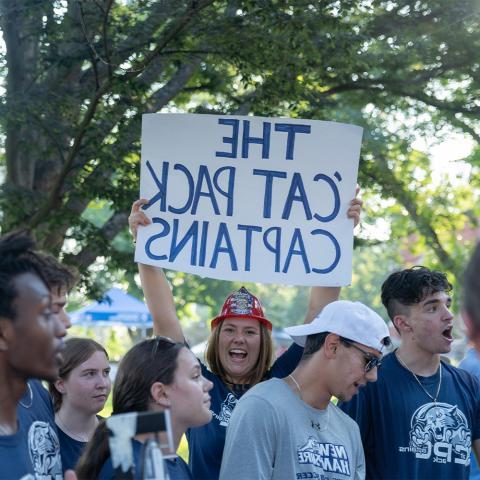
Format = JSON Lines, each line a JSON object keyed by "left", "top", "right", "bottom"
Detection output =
{"left": 27, "top": 0, "right": 214, "bottom": 229}
{"left": 66, "top": 211, "right": 129, "bottom": 270}
{"left": 367, "top": 155, "right": 462, "bottom": 281}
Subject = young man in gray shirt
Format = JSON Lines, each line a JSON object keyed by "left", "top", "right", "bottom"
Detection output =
{"left": 220, "top": 300, "right": 390, "bottom": 480}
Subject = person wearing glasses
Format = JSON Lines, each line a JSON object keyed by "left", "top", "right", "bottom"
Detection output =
{"left": 129, "top": 194, "right": 363, "bottom": 480}
{"left": 219, "top": 300, "right": 390, "bottom": 480}
{"left": 340, "top": 267, "right": 480, "bottom": 480}
{"left": 76, "top": 337, "right": 213, "bottom": 479}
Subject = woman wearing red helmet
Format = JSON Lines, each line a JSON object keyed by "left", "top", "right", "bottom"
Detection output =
{"left": 129, "top": 195, "right": 362, "bottom": 480}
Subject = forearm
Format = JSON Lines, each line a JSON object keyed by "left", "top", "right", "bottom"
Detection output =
{"left": 304, "top": 286, "right": 341, "bottom": 324}
{"left": 138, "top": 263, "right": 183, "bottom": 341}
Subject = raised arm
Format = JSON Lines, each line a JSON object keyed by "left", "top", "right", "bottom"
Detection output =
{"left": 304, "top": 193, "right": 363, "bottom": 324}
{"left": 129, "top": 200, "right": 184, "bottom": 342}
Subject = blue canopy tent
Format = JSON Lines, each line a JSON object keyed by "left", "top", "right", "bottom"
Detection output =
{"left": 70, "top": 288, "right": 153, "bottom": 337}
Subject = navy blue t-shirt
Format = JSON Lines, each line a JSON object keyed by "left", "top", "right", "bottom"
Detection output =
{"left": 460, "top": 348, "right": 480, "bottom": 480}
{"left": 56, "top": 426, "right": 85, "bottom": 471}
{"left": 340, "top": 351, "right": 480, "bottom": 480}
{"left": 99, "top": 438, "right": 193, "bottom": 479}
{"left": 187, "top": 342, "right": 303, "bottom": 480}
{"left": 0, "top": 422, "right": 35, "bottom": 480}
{"left": 17, "top": 380, "right": 63, "bottom": 479}
{"left": 57, "top": 415, "right": 102, "bottom": 471}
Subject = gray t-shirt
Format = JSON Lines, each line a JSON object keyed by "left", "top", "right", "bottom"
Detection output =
{"left": 220, "top": 377, "right": 365, "bottom": 480}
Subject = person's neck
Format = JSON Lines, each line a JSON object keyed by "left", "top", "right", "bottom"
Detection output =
{"left": 55, "top": 402, "right": 98, "bottom": 441}
{"left": 0, "top": 368, "right": 28, "bottom": 435}
{"left": 396, "top": 343, "right": 440, "bottom": 376}
{"left": 224, "top": 374, "right": 250, "bottom": 386}
{"left": 286, "top": 366, "right": 330, "bottom": 410}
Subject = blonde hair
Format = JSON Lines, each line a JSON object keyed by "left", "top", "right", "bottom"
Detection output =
{"left": 205, "top": 320, "right": 273, "bottom": 386}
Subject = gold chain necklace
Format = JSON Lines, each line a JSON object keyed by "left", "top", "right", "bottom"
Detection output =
{"left": 287, "top": 374, "right": 330, "bottom": 432}
{"left": 288, "top": 374, "right": 302, "bottom": 399}
{"left": 396, "top": 352, "right": 442, "bottom": 403}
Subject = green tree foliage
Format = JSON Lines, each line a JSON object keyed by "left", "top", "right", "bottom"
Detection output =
{"left": 0, "top": 0, "right": 479, "bottom": 315}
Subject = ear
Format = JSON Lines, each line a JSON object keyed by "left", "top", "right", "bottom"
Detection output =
{"left": 324, "top": 333, "right": 341, "bottom": 359}
{"left": 54, "top": 379, "right": 66, "bottom": 394}
{"left": 150, "top": 381, "right": 171, "bottom": 408}
{"left": 393, "top": 314, "right": 412, "bottom": 334}
{"left": 0, "top": 317, "right": 13, "bottom": 352}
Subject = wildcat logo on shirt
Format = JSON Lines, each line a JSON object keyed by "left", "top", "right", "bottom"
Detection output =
{"left": 28, "top": 421, "right": 63, "bottom": 479}
{"left": 398, "top": 402, "right": 470, "bottom": 465}
{"left": 297, "top": 436, "right": 351, "bottom": 476}
{"left": 212, "top": 393, "right": 238, "bottom": 427}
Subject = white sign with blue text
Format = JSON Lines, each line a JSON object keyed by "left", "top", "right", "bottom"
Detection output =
{"left": 135, "top": 114, "right": 362, "bottom": 286}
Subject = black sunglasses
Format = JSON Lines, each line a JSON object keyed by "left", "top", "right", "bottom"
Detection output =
{"left": 151, "top": 336, "right": 178, "bottom": 358}
{"left": 341, "top": 338, "right": 382, "bottom": 372}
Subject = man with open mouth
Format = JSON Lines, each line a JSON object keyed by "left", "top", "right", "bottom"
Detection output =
{"left": 0, "top": 232, "right": 67, "bottom": 479}
{"left": 340, "top": 266, "right": 480, "bottom": 480}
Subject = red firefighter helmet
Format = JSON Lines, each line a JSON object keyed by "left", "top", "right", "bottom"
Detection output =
{"left": 211, "top": 286, "right": 272, "bottom": 331}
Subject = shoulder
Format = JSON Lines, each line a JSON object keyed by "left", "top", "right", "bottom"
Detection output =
{"left": 378, "top": 351, "right": 398, "bottom": 370}
{"left": 271, "top": 343, "right": 303, "bottom": 367}
{"left": 199, "top": 361, "right": 222, "bottom": 383}
{"left": 28, "top": 379, "right": 54, "bottom": 410}
{"left": 166, "top": 456, "right": 193, "bottom": 480}
{"left": 332, "top": 403, "right": 360, "bottom": 425}
{"left": 242, "top": 378, "right": 287, "bottom": 402}
{"left": 369, "top": 351, "right": 401, "bottom": 384}
{"left": 444, "top": 362, "right": 480, "bottom": 390}
{"left": 234, "top": 379, "right": 288, "bottom": 415}
{"left": 98, "top": 457, "right": 115, "bottom": 480}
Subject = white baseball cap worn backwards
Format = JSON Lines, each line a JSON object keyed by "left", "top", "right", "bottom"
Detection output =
{"left": 284, "top": 300, "right": 390, "bottom": 352}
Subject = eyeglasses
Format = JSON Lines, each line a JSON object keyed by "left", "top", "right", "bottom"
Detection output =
{"left": 151, "top": 336, "right": 178, "bottom": 358}
{"left": 341, "top": 339, "right": 382, "bottom": 372}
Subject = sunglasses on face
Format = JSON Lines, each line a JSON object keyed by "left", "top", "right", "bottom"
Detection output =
{"left": 341, "top": 339, "right": 382, "bottom": 372}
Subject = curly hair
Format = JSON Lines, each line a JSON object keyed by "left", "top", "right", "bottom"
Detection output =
{"left": 32, "top": 252, "right": 78, "bottom": 293}
{"left": 381, "top": 266, "right": 452, "bottom": 322}
{"left": 0, "top": 232, "right": 47, "bottom": 320}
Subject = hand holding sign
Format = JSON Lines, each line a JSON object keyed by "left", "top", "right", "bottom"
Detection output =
{"left": 135, "top": 114, "right": 362, "bottom": 286}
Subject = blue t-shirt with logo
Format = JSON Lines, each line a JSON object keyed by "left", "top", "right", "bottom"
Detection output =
{"left": 99, "top": 438, "right": 193, "bottom": 479}
{"left": 460, "top": 348, "right": 480, "bottom": 480}
{"left": 340, "top": 351, "right": 480, "bottom": 480}
{"left": 17, "top": 380, "right": 63, "bottom": 479}
{"left": 0, "top": 422, "right": 35, "bottom": 480}
{"left": 187, "top": 343, "right": 303, "bottom": 480}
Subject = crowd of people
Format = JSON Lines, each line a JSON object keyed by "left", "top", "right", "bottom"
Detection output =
{"left": 1, "top": 193, "right": 480, "bottom": 480}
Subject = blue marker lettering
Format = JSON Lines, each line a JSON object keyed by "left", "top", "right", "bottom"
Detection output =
{"left": 210, "top": 223, "right": 238, "bottom": 270}
{"left": 242, "top": 120, "right": 271, "bottom": 159}
{"left": 274, "top": 123, "right": 311, "bottom": 160}
{"left": 253, "top": 169, "right": 287, "bottom": 218}
{"left": 283, "top": 228, "right": 310, "bottom": 273}
{"left": 238, "top": 224, "right": 262, "bottom": 271}
{"left": 311, "top": 229, "right": 341, "bottom": 273}
{"left": 216, "top": 119, "right": 239, "bottom": 158}
{"left": 145, "top": 218, "right": 170, "bottom": 260}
